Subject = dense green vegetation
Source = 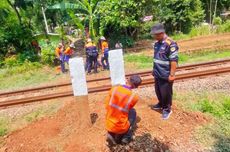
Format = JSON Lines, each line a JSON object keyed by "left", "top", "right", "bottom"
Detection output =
{"left": 0, "top": 0, "right": 229, "bottom": 67}
{"left": 174, "top": 91, "right": 230, "bottom": 151}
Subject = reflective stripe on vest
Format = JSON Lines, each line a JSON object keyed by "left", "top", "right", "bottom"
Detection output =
{"left": 154, "top": 59, "right": 170, "bottom": 65}
{"left": 109, "top": 87, "right": 134, "bottom": 113}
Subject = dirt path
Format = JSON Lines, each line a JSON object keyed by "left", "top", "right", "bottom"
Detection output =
{"left": 1, "top": 89, "right": 208, "bottom": 152}
{"left": 177, "top": 33, "right": 230, "bottom": 52}
{"left": 132, "top": 33, "right": 230, "bottom": 54}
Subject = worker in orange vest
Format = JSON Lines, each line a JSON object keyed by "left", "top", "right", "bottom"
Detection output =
{"left": 55, "top": 43, "right": 65, "bottom": 74}
{"left": 105, "top": 75, "right": 142, "bottom": 145}
{"left": 100, "top": 36, "right": 110, "bottom": 70}
{"left": 64, "top": 43, "right": 75, "bottom": 63}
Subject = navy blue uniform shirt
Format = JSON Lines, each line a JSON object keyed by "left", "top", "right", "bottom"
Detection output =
{"left": 153, "top": 35, "right": 179, "bottom": 80}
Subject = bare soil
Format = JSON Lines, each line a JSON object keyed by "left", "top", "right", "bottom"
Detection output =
{"left": 1, "top": 90, "right": 209, "bottom": 152}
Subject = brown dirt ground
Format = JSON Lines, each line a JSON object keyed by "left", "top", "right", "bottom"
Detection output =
{"left": 1, "top": 91, "right": 209, "bottom": 152}
{"left": 136, "top": 33, "right": 230, "bottom": 56}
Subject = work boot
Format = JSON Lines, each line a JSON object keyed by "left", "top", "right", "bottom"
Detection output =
{"left": 121, "top": 137, "right": 131, "bottom": 145}
{"left": 106, "top": 133, "right": 116, "bottom": 146}
{"left": 162, "top": 109, "right": 172, "bottom": 120}
{"left": 151, "top": 103, "right": 162, "bottom": 110}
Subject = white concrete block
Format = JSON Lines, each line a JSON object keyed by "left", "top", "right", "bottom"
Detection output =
{"left": 69, "top": 57, "right": 88, "bottom": 96}
{"left": 109, "top": 49, "right": 126, "bottom": 86}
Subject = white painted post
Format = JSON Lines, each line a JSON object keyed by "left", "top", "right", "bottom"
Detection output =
{"left": 69, "top": 57, "right": 88, "bottom": 96}
{"left": 69, "top": 57, "right": 91, "bottom": 128}
{"left": 109, "top": 49, "right": 126, "bottom": 86}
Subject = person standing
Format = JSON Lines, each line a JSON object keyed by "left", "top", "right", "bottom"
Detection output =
{"left": 100, "top": 36, "right": 110, "bottom": 70}
{"left": 105, "top": 75, "right": 142, "bottom": 145}
{"left": 64, "top": 43, "right": 75, "bottom": 64}
{"left": 85, "top": 38, "right": 98, "bottom": 74}
{"left": 150, "top": 23, "right": 179, "bottom": 120}
{"left": 55, "top": 43, "right": 65, "bottom": 74}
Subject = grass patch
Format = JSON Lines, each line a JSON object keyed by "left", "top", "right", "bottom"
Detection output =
{"left": 0, "top": 62, "right": 62, "bottom": 91}
{"left": 124, "top": 50, "right": 230, "bottom": 69}
{"left": 0, "top": 118, "right": 8, "bottom": 137}
{"left": 179, "top": 50, "right": 230, "bottom": 65}
{"left": 124, "top": 54, "right": 153, "bottom": 69}
{"left": 174, "top": 91, "right": 230, "bottom": 152}
{"left": 23, "top": 103, "right": 60, "bottom": 123}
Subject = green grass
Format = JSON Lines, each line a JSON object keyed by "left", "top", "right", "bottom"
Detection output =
{"left": 174, "top": 91, "right": 230, "bottom": 152}
{"left": 0, "top": 62, "right": 62, "bottom": 91}
{"left": 0, "top": 118, "right": 8, "bottom": 136}
{"left": 23, "top": 102, "right": 61, "bottom": 123}
{"left": 124, "top": 54, "right": 153, "bottom": 69}
{"left": 124, "top": 50, "right": 230, "bottom": 69}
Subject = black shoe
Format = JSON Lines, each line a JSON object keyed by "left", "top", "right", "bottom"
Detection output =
{"left": 121, "top": 138, "right": 131, "bottom": 145}
{"left": 151, "top": 103, "right": 162, "bottom": 110}
{"left": 106, "top": 134, "right": 116, "bottom": 146}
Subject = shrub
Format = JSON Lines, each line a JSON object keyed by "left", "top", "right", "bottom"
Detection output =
{"left": 217, "top": 20, "right": 230, "bottom": 33}
{"left": 213, "top": 17, "right": 222, "bottom": 25}
{"left": 189, "top": 25, "right": 211, "bottom": 37}
{"left": 41, "top": 49, "right": 55, "bottom": 65}
{"left": 3, "top": 56, "right": 20, "bottom": 67}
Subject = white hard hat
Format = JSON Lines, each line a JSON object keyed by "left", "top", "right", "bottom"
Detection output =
{"left": 70, "top": 43, "right": 75, "bottom": 48}
{"left": 100, "top": 36, "right": 106, "bottom": 40}
{"left": 87, "top": 38, "right": 92, "bottom": 42}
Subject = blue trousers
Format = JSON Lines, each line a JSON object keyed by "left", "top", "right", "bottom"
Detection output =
{"left": 59, "top": 56, "right": 66, "bottom": 73}
{"left": 101, "top": 54, "right": 109, "bottom": 70}
{"left": 87, "top": 56, "right": 98, "bottom": 73}
{"left": 108, "top": 108, "right": 136, "bottom": 143}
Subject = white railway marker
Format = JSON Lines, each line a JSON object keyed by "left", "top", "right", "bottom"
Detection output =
{"left": 69, "top": 57, "right": 88, "bottom": 96}
{"left": 109, "top": 49, "right": 126, "bottom": 86}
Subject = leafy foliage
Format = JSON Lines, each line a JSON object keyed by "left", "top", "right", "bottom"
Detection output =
{"left": 155, "top": 0, "right": 205, "bottom": 33}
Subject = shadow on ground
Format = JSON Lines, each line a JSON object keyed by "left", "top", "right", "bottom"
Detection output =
{"left": 213, "top": 134, "right": 230, "bottom": 152}
{"left": 108, "top": 133, "right": 170, "bottom": 152}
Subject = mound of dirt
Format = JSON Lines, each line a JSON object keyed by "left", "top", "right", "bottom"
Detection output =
{"left": 1, "top": 92, "right": 209, "bottom": 152}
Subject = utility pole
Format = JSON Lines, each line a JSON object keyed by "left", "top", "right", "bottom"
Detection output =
{"left": 210, "top": 0, "right": 213, "bottom": 24}
{"left": 42, "top": 6, "right": 49, "bottom": 34}
{"left": 214, "top": 0, "right": 218, "bottom": 19}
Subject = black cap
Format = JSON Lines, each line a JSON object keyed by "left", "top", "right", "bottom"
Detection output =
{"left": 130, "top": 75, "right": 142, "bottom": 88}
{"left": 150, "top": 23, "right": 165, "bottom": 35}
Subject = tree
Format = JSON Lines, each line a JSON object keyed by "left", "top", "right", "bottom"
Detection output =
{"left": 201, "top": 0, "right": 230, "bottom": 24}
{"left": 48, "top": 0, "right": 103, "bottom": 39}
{"left": 155, "top": 0, "right": 205, "bottom": 33}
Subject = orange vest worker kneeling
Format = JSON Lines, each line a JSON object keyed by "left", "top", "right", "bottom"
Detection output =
{"left": 105, "top": 75, "right": 142, "bottom": 145}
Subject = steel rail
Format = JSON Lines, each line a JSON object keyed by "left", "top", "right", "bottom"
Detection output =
{"left": 0, "top": 67, "right": 230, "bottom": 108}
{"left": 1, "top": 59, "right": 230, "bottom": 97}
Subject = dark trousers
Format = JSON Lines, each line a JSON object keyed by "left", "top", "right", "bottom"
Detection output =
{"left": 59, "top": 56, "right": 66, "bottom": 73}
{"left": 108, "top": 108, "right": 136, "bottom": 143}
{"left": 101, "top": 54, "right": 109, "bottom": 69}
{"left": 155, "top": 78, "right": 173, "bottom": 112}
{"left": 87, "top": 56, "right": 98, "bottom": 73}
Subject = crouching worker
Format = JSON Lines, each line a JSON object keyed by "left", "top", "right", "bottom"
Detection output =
{"left": 105, "top": 75, "right": 142, "bottom": 146}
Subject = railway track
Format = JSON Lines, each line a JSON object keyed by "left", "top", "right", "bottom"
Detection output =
{"left": 0, "top": 66, "right": 230, "bottom": 108}
{"left": 1, "top": 59, "right": 230, "bottom": 98}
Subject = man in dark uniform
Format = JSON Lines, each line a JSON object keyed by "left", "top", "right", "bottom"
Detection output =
{"left": 85, "top": 38, "right": 99, "bottom": 74}
{"left": 150, "top": 23, "right": 179, "bottom": 120}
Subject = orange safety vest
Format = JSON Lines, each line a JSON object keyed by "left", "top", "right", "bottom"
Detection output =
{"left": 105, "top": 86, "right": 138, "bottom": 134}
{"left": 64, "top": 47, "right": 73, "bottom": 55}
{"left": 101, "top": 41, "right": 109, "bottom": 54}
{"left": 55, "top": 47, "right": 62, "bottom": 58}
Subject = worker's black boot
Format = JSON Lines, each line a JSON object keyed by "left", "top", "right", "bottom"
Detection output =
{"left": 106, "top": 133, "right": 116, "bottom": 146}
